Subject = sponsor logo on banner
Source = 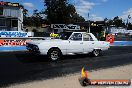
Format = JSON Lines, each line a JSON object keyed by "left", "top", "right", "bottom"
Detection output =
{"left": 0, "top": 31, "right": 28, "bottom": 37}
{"left": 0, "top": 1, "right": 19, "bottom": 7}
{"left": 0, "top": 39, "right": 29, "bottom": 46}
{"left": 106, "top": 34, "right": 115, "bottom": 43}
{"left": 79, "top": 67, "right": 131, "bottom": 87}
{"left": 51, "top": 24, "right": 80, "bottom": 30}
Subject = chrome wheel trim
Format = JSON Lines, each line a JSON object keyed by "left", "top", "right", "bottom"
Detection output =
{"left": 50, "top": 51, "right": 59, "bottom": 60}
{"left": 93, "top": 49, "right": 99, "bottom": 56}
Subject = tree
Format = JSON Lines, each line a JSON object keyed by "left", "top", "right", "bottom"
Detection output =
{"left": 32, "top": 9, "right": 42, "bottom": 27}
{"left": 127, "top": 23, "right": 132, "bottom": 30}
{"left": 44, "top": 0, "right": 85, "bottom": 24}
{"left": 113, "top": 16, "right": 125, "bottom": 27}
{"left": 23, "top": 8, "right": 43, "bottom": 28}
{"left": 23, "top": 8, "right": 29, "bottom": 26}
{"left": 23, "top": 8, "right": 34, "bottom": 27}
{"left": 23, "top": 8, "right": 28, "bottom": 17}
{"left": 104, "top": 18, "right": 108, "bottom": 27}
{"left": 104, "top": 16, "right": 126, "bottom": 28}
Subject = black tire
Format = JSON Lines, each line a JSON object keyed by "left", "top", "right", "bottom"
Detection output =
{"left": 48, "top": 48, "right": 62, "bottom": 61}
{"left": 80, "top": 78, "right": 91, "bottom": 86}
{"left": 92, "top": 49, "right": 100, "bottom": 57}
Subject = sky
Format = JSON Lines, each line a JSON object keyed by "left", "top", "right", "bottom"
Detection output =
{"left": 2, "top": 0, "right": 132, "bottom": 22}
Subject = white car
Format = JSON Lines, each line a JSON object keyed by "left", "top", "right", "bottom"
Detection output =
{"left": 26, "top": 32, "right": 110, "bottom": 61}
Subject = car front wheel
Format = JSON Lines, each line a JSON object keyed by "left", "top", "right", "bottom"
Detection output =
{"left": 48, "top": 48, "right": 61, "bottom": 61}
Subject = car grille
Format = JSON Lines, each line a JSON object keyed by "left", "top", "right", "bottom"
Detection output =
{"left": 26, "top": 43, "right": 40, "bottom": 53}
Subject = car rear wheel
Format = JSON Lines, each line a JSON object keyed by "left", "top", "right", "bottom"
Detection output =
{"left": 48, "top": 48, "right": 61, "bottom": 61}
{"left": 92, "top": 49, "right": 100, "bottom": 57}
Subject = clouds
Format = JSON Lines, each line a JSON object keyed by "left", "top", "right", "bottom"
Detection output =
{"left": 91, "top": 14, "right": 104, "bottom": 21}
{"left": 74, "top": 0, "right": 95, "bottom": 19}
{"left": 22, "top": 2, "right": 35, "bottom": 16}
{"left": 23, "top": 3, "right": 34, "bottom": 9}
{"left": 22, "top": 0, "right": 106, "bottom": 21}
{"left": 73, "top": 0, "right": 104, "bottom": 21}
{"left": 120, "top": 8, "right": 132, "bottom": 23}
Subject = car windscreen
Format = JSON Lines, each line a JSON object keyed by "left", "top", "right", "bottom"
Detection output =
{"left": 59, "top": 32, "right": 72, "bottom": 40}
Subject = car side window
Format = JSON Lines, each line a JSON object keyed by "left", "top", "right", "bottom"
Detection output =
{"left": 83, "top": 33, "right": 93, "bottom": 41}
{"left": 70, "top": 33, "right": 82, "bottom": 41}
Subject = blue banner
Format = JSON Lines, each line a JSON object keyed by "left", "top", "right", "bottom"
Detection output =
{"left": 0, "top": 31, "right": 27, "bottom": 37}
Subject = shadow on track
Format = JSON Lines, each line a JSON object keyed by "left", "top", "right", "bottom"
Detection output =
{"left": 16, "top": 51, "right": 95, "bottom": 63}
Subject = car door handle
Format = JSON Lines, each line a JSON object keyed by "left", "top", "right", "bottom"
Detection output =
{"left": 92, "top": 43, "right": 94, "bottom": 44}
{"left": 80, "top": 42, "right": 83, "bottom": 44}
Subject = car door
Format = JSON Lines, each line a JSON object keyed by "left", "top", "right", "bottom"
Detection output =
{"left": 67, "top": 33, "right": 84, "bottom": 54}
{"left": 82, "top": 33, "right": 95, "bottom": 53}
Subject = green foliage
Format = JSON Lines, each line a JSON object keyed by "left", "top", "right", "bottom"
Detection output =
{"left": 32, "top": 29, "right": 38, "bottom": 32}
{"left": 44, "top": 0, "right": 85, "bottom": 24}
{"left": 104, "top": 16, "right": 126, "bottom": 28}
{"left": 32, "top": 9, "right": 42, "bottom": 27}
{"left": 113, "top": 16, "right": 125, "bottom": 27}
{"left": 23, "top": 1, "right": 132, "bottom": 30}
{"left": 127, "top": 23, "right": 132, "bottom": 30}
{"left": 23, "top": 8, "right": 43, "bottom": 27}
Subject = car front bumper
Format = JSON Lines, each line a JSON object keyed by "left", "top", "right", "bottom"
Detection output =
{"left": 26, "top": 43, "right": 40, "bottom": 54}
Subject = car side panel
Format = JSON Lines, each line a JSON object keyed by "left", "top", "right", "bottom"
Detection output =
{"left": 92, "top": 41, "right": 110, "bottom": 50}
{"left": 38, "top": 40, "right": 70, "bottom": 55}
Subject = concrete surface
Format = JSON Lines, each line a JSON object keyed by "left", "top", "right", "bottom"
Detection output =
{"left": 7, "top": 64, "right": 132, "bottom": 88}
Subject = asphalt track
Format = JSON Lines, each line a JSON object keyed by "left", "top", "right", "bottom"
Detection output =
{"left": 0, "top": 46, "right": 132, "bottom": 87}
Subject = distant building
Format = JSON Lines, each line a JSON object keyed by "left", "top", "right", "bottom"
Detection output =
{"left": 74, "top": 21, "right": 105, "bottom": 32}
{"left": 109, "top": 27, "right": 132, "bottom": 34}
{"left": 0, "top": 1, "right": 23, "bottom": 31}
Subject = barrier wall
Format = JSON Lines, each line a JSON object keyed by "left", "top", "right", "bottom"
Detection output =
{"left": 0, "top": 46, "right": 26, "bottom": 51}
{"left": 0, "top": 31, "right": 132, "bottom": 51}
{"left": 0, "top": 39, "right": 28, "bottom": 46}
{"left": 0, "top": 41, "right": 132, "bottom": 51}
{"left": 0, "top": 39, "right": 29, "bottom": 51}
{"left": 111, "top": 41, "right": 132, "bottom": 46}
{"left": 0, "top": 37, "right": 45, "bottom": 51}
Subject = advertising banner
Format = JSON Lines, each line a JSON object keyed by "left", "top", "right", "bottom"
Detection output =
{"left": 0, "top": 31, "right": 32, "bottom": 37}
{"left": 0, "top": 39, "right": 29, "bottom": 46}
{"left": 0, "top": 2, "right": 19, "bottom": 7}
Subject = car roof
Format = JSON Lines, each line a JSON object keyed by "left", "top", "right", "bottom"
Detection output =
{"left": 72, "top": 32, "right": 91, "bottom": 34}
{"left": 60, "top": 31, "right": 92, "bottom": 35}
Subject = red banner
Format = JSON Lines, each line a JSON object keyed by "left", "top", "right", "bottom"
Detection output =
{"left": 0, "top": 2, "right": 19, "bottom": 7}
{"left": 0, "top": 39, "right": 29, "bottom": 46}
